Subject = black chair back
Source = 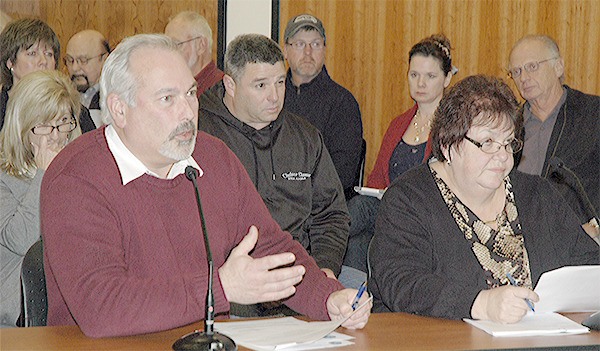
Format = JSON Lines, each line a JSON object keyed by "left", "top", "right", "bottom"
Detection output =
{"left": 18, "top": 240, "right": 47, "bottom": 327}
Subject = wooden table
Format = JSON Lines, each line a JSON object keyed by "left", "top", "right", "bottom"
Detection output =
{"left": 1, "top": 312, "right": 598, "bottom": 350}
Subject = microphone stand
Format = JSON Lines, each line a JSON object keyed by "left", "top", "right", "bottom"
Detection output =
{"left": 549, "top": 157, "right": 598, "bottom": 221}
{"left": 172, "top": 167, "right": 237, "bottom": 351}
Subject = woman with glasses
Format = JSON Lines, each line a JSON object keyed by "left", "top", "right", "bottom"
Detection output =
{"left": 0, "top": 18, "right": 95, "bottom": 132}
{"left": 368, "top": 75, "right": 598, "bottom": 323}
{"left": 0, "top": 70, "right": 81, "bottom": 327}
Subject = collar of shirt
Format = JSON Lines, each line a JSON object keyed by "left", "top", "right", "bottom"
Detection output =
{"left": 105, "top": 124, "right": 202, "bottom": 185}
{"left": 523, "top": 87, "right": 567, "bottom": 123}
{"left": 80, "top": 84, "right": 100, "bottom": 109}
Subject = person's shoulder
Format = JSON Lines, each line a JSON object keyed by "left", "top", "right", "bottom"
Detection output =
{"left": 565, "top": 85, "right": 600, "bottom": 111}
{"left": 509, "top": 170, "right": 554, "bottom": 196}
{"left": 318, "top": 67, "right": 359, "bottom": 103}
{"left": 283, "top": 110, "right": 321, "bottom": 135}
{"left": 45, "top": 128, "right": 109, "bottom": 181}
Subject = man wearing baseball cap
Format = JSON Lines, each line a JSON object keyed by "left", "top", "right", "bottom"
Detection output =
{"left": 283, "top": 14, "right": 364, "bottom": 203}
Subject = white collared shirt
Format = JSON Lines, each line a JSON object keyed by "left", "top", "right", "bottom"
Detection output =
{"left": 80, "top": 84, "right": 100, "bottom": 109}
{"left": 105, "top": 124, "right": 202, "bottom": 185}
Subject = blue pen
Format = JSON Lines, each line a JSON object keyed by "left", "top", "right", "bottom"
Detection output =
{"left": 351, "top": 281, "right": 368, "bottom": 310}
{"left": 506, "top": 272, "right": 535, "bottom": 312}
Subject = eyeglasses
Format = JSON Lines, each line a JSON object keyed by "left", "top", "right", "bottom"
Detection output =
{"left": 464, "top": 136, "right": 523, "bottom": 154}
{"left": 31, "top": 119, "right": 77, "bottom": 135}
{"left": 176, "top": 36, "right": 203, "bottom": 46}
{"left": 286, "top": 41, "right": 325, "bottom": 51}
{"left": 64, "top": 52, "right": 107, "bottom": 67}
{"left": 507, "top": 57, "right": 558, "bottom": 78}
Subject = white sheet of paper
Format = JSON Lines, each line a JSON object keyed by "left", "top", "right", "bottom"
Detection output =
{"left": 533, "top": 265, "right": 600, "bottom": 313}
{"left": 464, "top": 312, "right": 590, "bottom": 337}
{"left": 354, "top": 186, "right": 385, "bottom": 199}
{"left": 215, "top": 297, "right": 371, "bottom": 351}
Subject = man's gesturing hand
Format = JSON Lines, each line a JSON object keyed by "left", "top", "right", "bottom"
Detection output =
{"left": 219, "top": 226, "right": 306, "bottom": 305}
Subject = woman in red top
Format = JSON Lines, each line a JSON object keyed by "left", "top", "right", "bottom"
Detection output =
{"left": 344, "top": 34, "right": 457, "bottom": 273}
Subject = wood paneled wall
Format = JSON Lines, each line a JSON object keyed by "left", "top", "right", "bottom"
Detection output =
{"left": 1, "top": 0, "right": 220, "bottom": 62}
{"left": 280, "top": 0, "right": 600, "bottom": 177}
{"left": 2, "top": 0, "right": 599, "bottom": 177}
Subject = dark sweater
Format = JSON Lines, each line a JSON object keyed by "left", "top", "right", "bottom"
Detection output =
{"left": 369, "top": 163, "right": 599, "bottom": 319}
{"left": 40, "top": 127, "right": 343, "bottom": 337}
{"left": 284, "top": 67, "right": 363, "bottom": 199}
{"left": 515, "top": 86, "right": 600, "bottom": 222}
{"left": 199, "top": 83, "right": 350, "bottom": 276}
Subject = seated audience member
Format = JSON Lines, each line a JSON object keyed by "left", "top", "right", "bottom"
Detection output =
{"left": 40, "top": 34, "right": 370, "bottom": 337}
{"left": 369, "top": 75, "right": 599, "bottom": 323}
{"left": 65, "top": 29, "right": 110, "bottom": 128}
{"left": 200, "top": 34, "right": 359, "bottom": 296}
{"left": 0, "top": 18, "right": 95, "bottom": 132}
{"left": 165, "top": 11, "right": 224, "bottom": 96}
{"left": 345, "top": 34, "right": 456, "bottom": 273}
{"left": 1, "top": 70, "right": 81, "bottom": 327}
{"left": 509, "top": 35, "right": 599, "bottom": 240}
{"left": 282, "top": 14, "right": 363, "bottom": 200}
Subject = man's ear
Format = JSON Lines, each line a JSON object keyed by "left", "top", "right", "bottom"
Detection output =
{"left": 282, "top": 44, "right": 288, "bottom": 60}
{"left": 106, "top": 93, "right": 128, "bottom": 128}
{"left": 554, "top": 57, "right": 565, "bottom": 79}
{"left": 223, "top": 74, "right": 236, "bottom": 98}
{"left": 6, "top": 59, "right": 13, "bottom": 70}
{"left": 197, "top": 36, "right": 209, "bottom": 54}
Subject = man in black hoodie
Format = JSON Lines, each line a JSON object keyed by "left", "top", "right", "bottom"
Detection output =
{"left": 199, "top": 35, "right": 363, "bottom": 316}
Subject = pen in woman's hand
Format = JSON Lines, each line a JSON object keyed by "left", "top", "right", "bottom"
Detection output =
{"left": 506, "top": 272, "right": 535, "bottom": 312}
{"left": 351, "top": 281, "right": 368, "bottom": 310}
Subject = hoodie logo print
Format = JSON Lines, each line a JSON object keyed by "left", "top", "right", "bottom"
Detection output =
{"left": 281, "top": 171, "right": 312, "bottom": 181}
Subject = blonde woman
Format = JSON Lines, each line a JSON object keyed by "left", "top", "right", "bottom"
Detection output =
{"left": 0, "top": 70, "right": 81, "bottom": 327}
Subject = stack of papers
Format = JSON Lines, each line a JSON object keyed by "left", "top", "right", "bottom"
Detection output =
{"left": 215, "top": 317, "right": 353, "bottom": 350}
{"left": 464, "top": 312, "right": 589, "bottom": 337}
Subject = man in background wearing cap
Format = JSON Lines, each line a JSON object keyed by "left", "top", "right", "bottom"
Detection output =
{"left": 165, "top": 11, "right": 224, "bottom": 96}
{"left": 283, "top": 14, "right": 363, "bottom": 202}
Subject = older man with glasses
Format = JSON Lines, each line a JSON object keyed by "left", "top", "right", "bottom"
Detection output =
{"left": 508, "top": 34, "right": 600, "bottom": 241}
{"left": 165, "top": 11, "right": 224, "bottom": 96}
{"left": 65, "top": 29, "right": 110, "bottom": 127}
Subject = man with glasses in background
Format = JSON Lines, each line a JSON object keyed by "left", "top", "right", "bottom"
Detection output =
{"left": 65, "top": 29, "right": 110, "bottom": 128}
{"left": 282, "top": 14, "right": 363, "bottom": 202}
{"left": 508, "top": 34, "right": 600, "bottom": 241}
{"left": 165, "top": 11, "right": 224, "bottom": 96}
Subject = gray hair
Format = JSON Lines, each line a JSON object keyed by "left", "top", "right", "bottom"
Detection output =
{"left": 511, "top": 34, "right": 564, "bottom": 83}
{"left": 168, "top": 11, "right": 213, "bottom": 52}
{"left": 224, "top": 34, "right": 284, "bottom": 81}
{"left": 100, "top": 34, "right": 177, "bottom": 124}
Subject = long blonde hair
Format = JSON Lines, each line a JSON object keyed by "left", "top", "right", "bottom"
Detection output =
{"left": 0, "top": 70, "right": 81, "bottom": 178}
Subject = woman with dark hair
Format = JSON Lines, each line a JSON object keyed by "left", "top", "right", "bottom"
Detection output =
{"left": 0, "top": 18, "right": 95, "bottom": 132}
{"left": 0, "top": 70, "right": 81, "bottom": 327}
{"left": 369, "top": 75, "right": 598, "bottom": 323}
{"left": 344, "top": 34, "right": 456, "bottom": 273}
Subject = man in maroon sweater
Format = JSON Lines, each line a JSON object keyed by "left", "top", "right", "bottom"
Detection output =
{"left": 40, "top": 34, "right": 370, "bottom": 338}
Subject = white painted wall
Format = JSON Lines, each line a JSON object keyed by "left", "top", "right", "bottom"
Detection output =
{"left": 226, "top": 0, "right": 273, "bottom": 47}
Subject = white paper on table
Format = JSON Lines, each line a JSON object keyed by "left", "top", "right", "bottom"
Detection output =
{"left": 354, "top": 186, "right": 385, "bottom": 200}
{"left": 214, "top": 297, "right": 371, "bottom": 351}
{"left": 533, "top": 265, "right": 600, "bottom": 313}
{"left": 464, "top": 311, "right": 590, "bottom": 337}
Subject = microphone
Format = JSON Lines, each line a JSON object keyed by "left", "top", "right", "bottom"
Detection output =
{"left": 548, "top": 157, "right": 598, "bottom": 221}
{"left": 172, "top": 166, "right": 236, "bottom": 351}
